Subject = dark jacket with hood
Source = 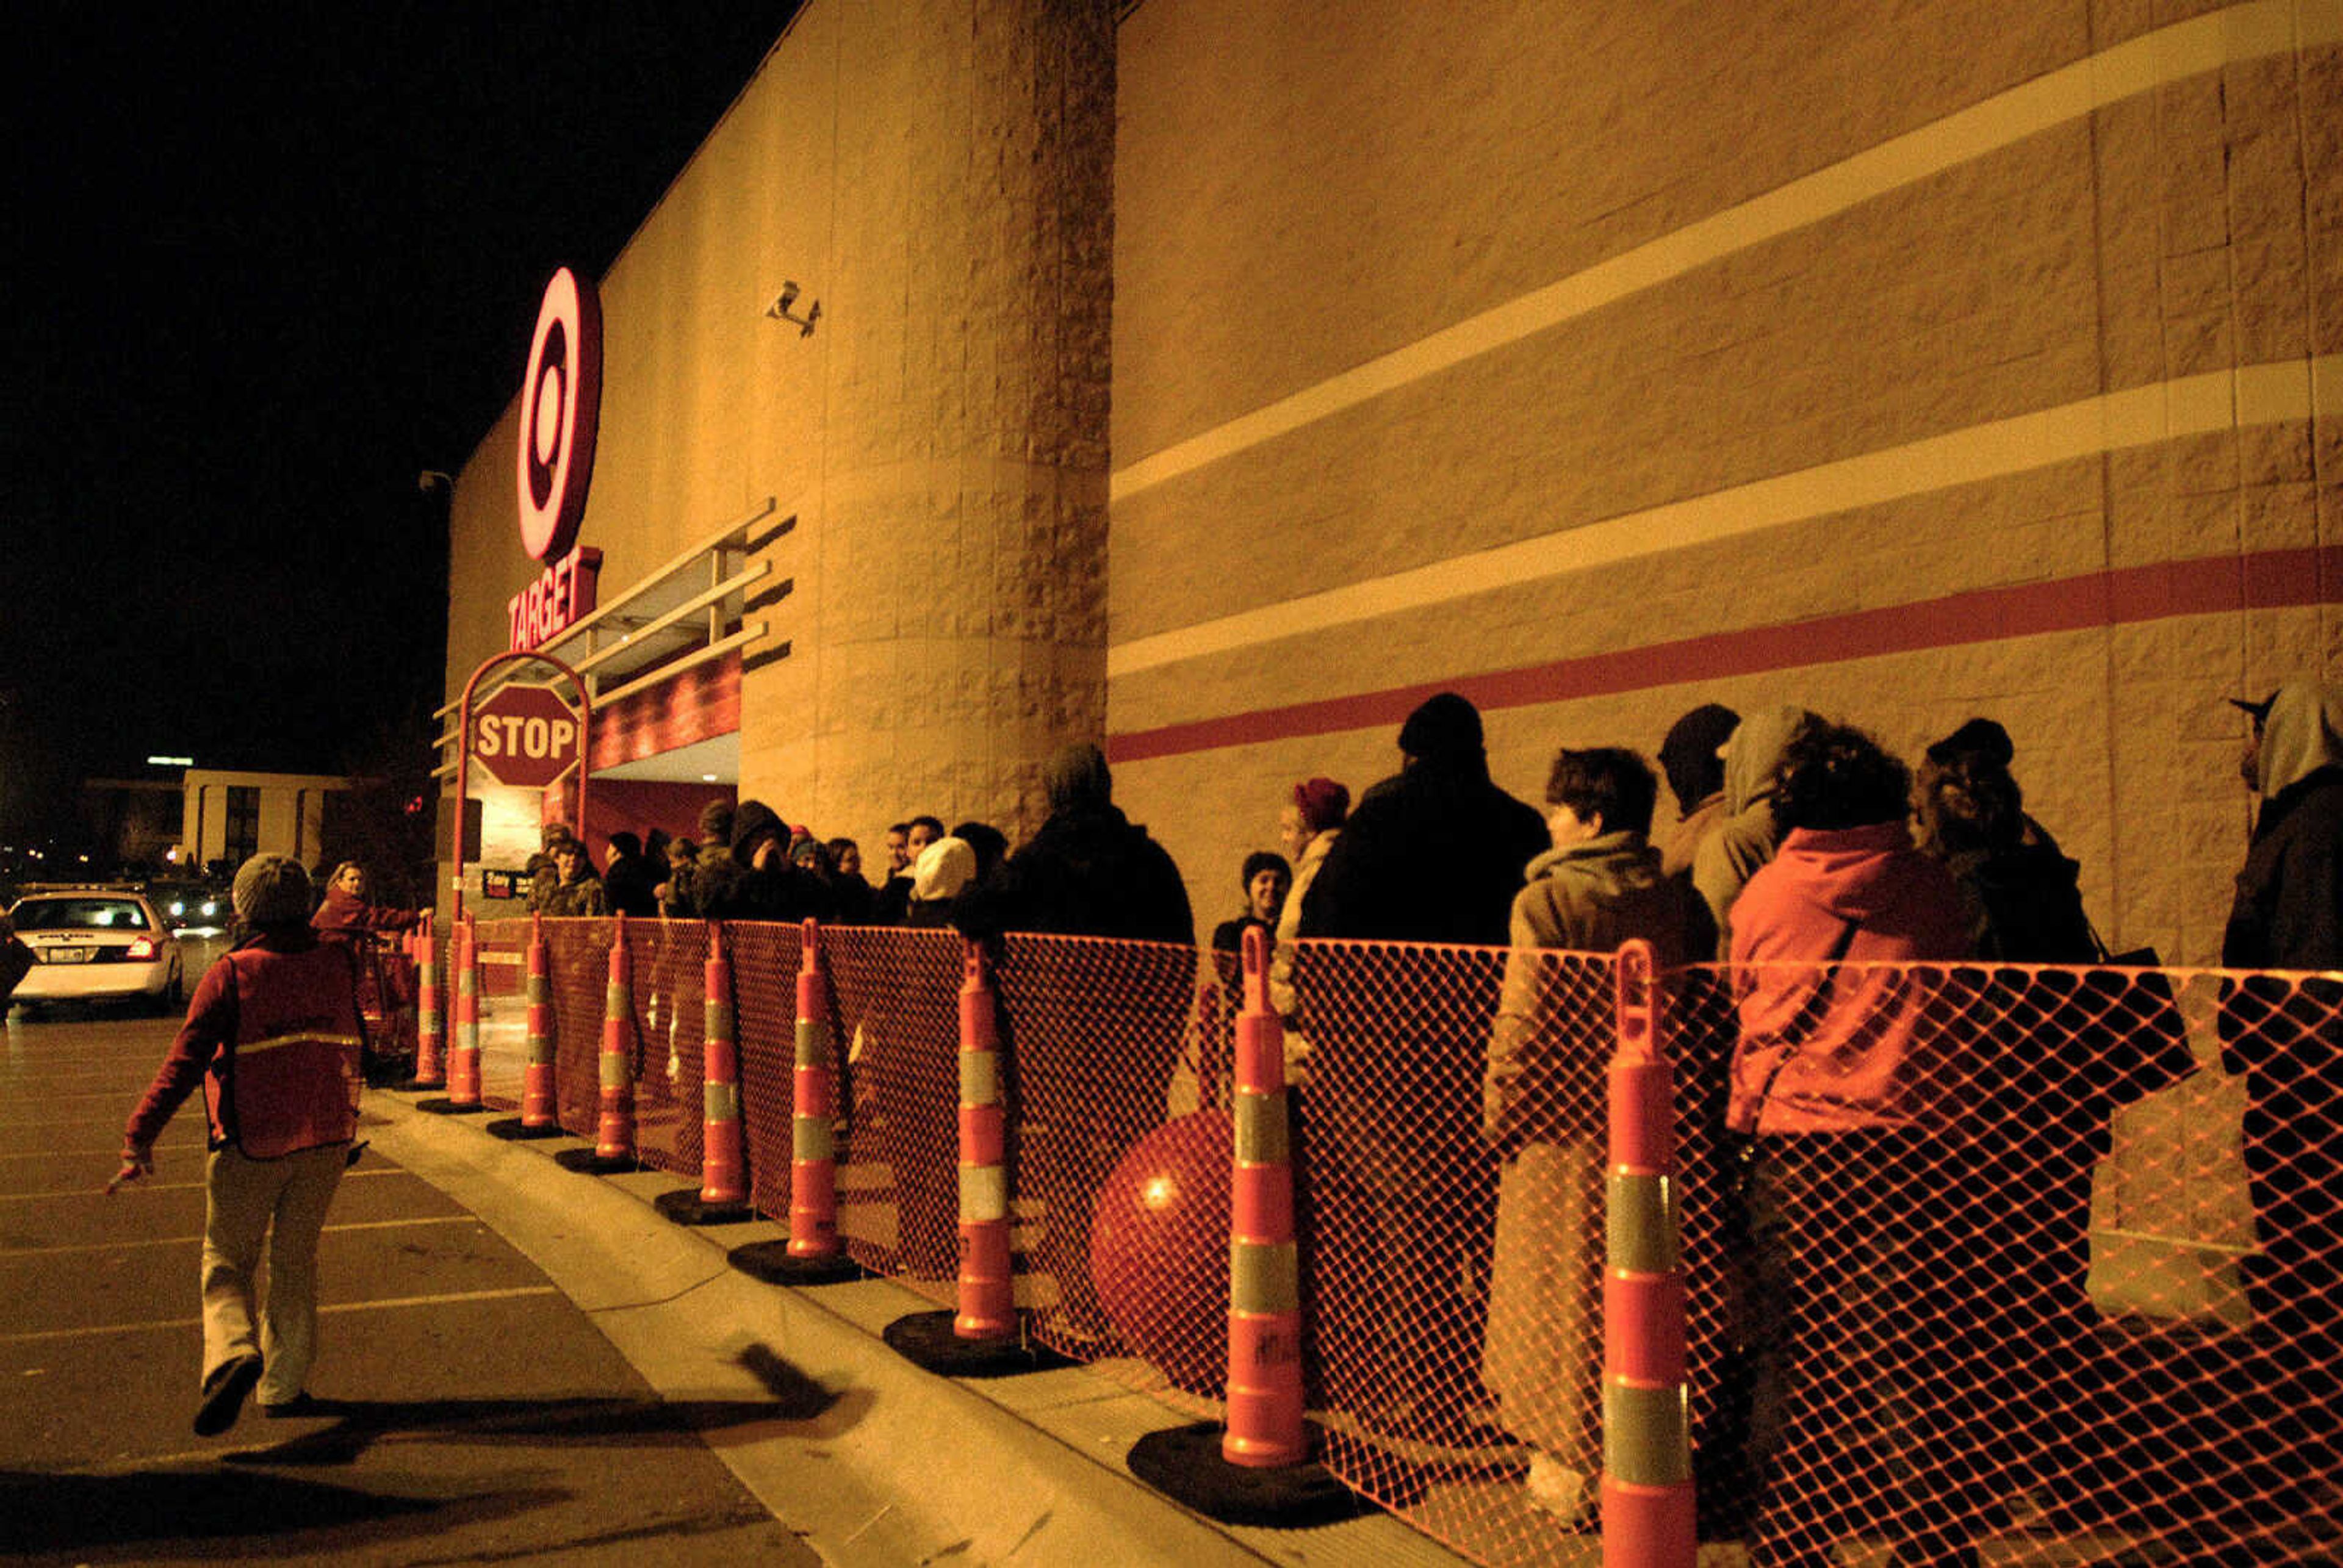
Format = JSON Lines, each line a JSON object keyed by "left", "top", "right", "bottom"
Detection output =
{"left": 2224, "top": 681, "right": 2343, "bottom": 973}
{"left": 1692, "top": 705, "right": 1815, "bottom": 959}
{"left": 953, "top": 746, "right": 1193, "bottom": 945}
{"left": 713, "top": 800, "right": 827, "bottom": 922}
{"left": 1943, "top": 841, "right": 2097, "bottom": 964}
{"left": 1297, "top": 694, "right": 1547, "bottom": 948}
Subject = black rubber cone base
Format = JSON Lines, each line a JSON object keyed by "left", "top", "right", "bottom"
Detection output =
{"left": 552, "top": 1147, "right": 639, "bottom": 1176}
{"left": 412, "top": 1098, "right": 488, "bottom": 1116}
{"left": 396, "top": 1076, "right": 445, "bottom": 1093}
{"left": 653, "top": 1189, "right": 755, "bottom": 1226}
{"left": 727, "top": 1239, "right": 863, "bottom": 1286}
{"left": 879, "top": 1309, "right": 1070, "bottom": 1379}
{"left": 484, "top": 1117, "right": 568, "bottom": 1142}
{"left": 1127, "top": 1422, "right": 1370, "bottom": 1527}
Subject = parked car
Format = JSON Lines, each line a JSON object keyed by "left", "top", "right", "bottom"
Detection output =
{"left": 6, "top": 885, "right": 185, "bottom": 1015}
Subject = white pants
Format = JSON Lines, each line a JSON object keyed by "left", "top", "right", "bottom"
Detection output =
{"left": 201, "top": 1143, "right": 346, "bottom": 1405}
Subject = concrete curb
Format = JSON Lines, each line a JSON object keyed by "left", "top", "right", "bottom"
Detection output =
{"left": 364, "top": 1095, "right": 1466, "bottom": 1568}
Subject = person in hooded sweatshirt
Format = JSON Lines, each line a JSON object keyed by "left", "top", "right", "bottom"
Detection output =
{"left": 2220, "top": 681, "right": 2343, "bottom": 1494}
{"left": 1298, "top": 692, "right": 1546, "bottom": 946}
{"left": 721, "top": 800, "right": 827, "bottom": 922}
{"left": 1481, "top": 746, "right": 1695, "bottom": 1525}
{"left": 1692, "top": 705, "right": 1818, "bottom": 959}
{"left": 951, "top": 743, "right": 1193, "bottom": 1339}
{"left": 110, "top": 855, "right": 367, "bottom": 1436}
{"left": 1655, "top": 702, "right": 1740, "bottom": 881}
{"left": 1292, "top": 694, "right": 1547, "bottom": 1437}
{"left": 1725, "top": 722, "right": 1975, "bottom": 1568}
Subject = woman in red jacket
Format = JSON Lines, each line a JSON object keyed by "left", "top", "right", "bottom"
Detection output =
{"left": 1725, "top": 722, "right": 1975, "bottom": 1568}
{"left": 311, "top": 861, "right": 422, "bottom": 1083}
{"left": 111, "top": 855, "right": 367, "bottom": 1436}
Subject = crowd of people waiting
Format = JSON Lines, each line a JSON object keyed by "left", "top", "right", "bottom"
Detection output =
{"left": 354, "top": 680, "right": 2334, "bottom": 1563}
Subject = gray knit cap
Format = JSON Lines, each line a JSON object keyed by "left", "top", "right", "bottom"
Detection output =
{"left": 231, "top": 853, "right": 313, "bottom": 928}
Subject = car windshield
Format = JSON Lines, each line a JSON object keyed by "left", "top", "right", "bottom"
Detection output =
{"left": 10, "top": 898, "right": 151, "bottom": 932}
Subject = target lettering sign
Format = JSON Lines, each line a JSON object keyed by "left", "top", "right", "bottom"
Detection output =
{"left": 472, "top": 685, "right": 583, "bottom": 791}
{"left": 515, "top": 266, "right": 603, "bottom": 563}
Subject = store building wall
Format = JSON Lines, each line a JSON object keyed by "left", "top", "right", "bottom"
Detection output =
{"left": 444, "top": 0, "right": 1117, "bottom": 867}
{"left": 1106, "top": 0, "right": 2343, "bottom": 963}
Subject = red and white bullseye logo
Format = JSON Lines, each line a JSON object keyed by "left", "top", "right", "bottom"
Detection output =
{"left": 515, "top": 266, "right": 603, "bottom": 563}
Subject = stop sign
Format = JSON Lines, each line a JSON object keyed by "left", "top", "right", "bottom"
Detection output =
{"left": 472, "top": 684, "right": 582, "bottom": 789}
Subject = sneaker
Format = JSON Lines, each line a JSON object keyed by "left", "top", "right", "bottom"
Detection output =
{"left": 193, "top": 1354, "right": 262, "bottom": 1437}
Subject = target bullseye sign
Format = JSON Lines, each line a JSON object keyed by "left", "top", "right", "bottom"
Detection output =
{"left": 471, "top": 683, "right": 583, "bottom": 791}
{"left": 515, "top": 266, "right": 603, "bottom": 563}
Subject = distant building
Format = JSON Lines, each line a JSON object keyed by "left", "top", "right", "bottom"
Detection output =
{"left": 179, "top": 769, "right": 374, "bottom": 876}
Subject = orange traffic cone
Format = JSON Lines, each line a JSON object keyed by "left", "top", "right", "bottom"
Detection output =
{"left": 656, "top": 921, "right": 754, "bottom": 1226}
{"left": 406, "top": 913, "right": 445, "bottom": 1091}
{"left": 555, "top": 913, "right": 638, "bottom": 1176}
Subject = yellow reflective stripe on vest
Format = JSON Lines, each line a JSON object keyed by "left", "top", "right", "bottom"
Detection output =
{"left": 236, "top": 1031, "right": 364, "bottom": 1057}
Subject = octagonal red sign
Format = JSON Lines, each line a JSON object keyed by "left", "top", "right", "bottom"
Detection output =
{"left": 472, "top": 684, "right": 582, "bottom": 790}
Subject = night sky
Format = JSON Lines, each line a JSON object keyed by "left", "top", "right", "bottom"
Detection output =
{"left": 1, "top": 5, "right": 802, "bottom": 836}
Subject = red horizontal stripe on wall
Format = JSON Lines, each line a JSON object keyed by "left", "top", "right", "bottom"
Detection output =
{"left": 1105, "top": 546, "right": 2342, "bottom": 765}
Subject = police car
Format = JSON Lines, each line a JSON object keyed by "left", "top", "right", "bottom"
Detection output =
{"left": 6, "top": 884, "right": 186, "bottom": 1015}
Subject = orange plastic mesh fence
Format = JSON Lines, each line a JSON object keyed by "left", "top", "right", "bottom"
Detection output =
{"left": 489, "top": 919, "right": 2341, "bottom": 1563}
{"left": 820, "top": 924, "right": 966, "bottom": 1298}
{"left": 466, "top": 920, "right": 529, "bottom": 1110}
{"left": 1287, "top": 937, "right": 1628, "bottom": 1561}
{"left": 988, "top": 932, "right": 1222, "bottom": 1401}
{"left": 1668, "top": 959, "right": 2342, "bottom": 1567}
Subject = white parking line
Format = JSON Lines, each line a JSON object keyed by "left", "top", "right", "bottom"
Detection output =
{"left": 0, "top": 1168, "right": 413, "bottom": 1201}
{"left": 0, "top": 1286, "right": 564, "bottom": 1345}
{"left": 0, "top": 1215, "right": 484, "bottom": 1260}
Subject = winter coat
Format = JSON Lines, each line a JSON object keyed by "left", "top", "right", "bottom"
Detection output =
{"left": 1942, "top": 840, "right": 2097, "bottom": 964}
{"left": 1485, "top": 832, "right": 1694, "bottom": 1146}
{"left": 1297, "top": 758, "right": 1546, "bottom": 948}
{"left": 1269, "top": 828, "right": 1337, "bottom": 1022}
{"left": 124, "top": 928, "right": 365, "bottom": 1156}
{"left": 1726, "top": 819, "right": 1968, "bottom": 1134}
{"left": 2224, "top": 682, "right": 2343, "bottom": 972}
{"left": 600, "top": 850, "right": 661, "bottom": 919}
{"left": 952, "top": 804, "right": 1193, "bottom": 946}
{"left": 1691, "top": 707, "right": 1815, "bottom": 959}
{"left": 540, "top": 868, "right": 609, "bottom": 919}
{"left": 311, "top": 885, "right": 419, "bottom": 939}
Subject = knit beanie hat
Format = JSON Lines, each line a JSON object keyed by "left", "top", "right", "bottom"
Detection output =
{"left": 911, "top": 836, "right": 979, "bottom": 902}
{"left": 232, "top": 854, "right": 313, "bottom": 928}
{"left": 730, "top": 800, "right": 786, "bottom": 867}
{"left": 1657, "top": 702, "right": 1740, "bottom": 813}
{"left": 1293, "top": 777, "right": 1350, "bottom": 833}
{"left": 1397, "top": 692, "right": 1483, "bottom": 761}
{"left": 1924, "top": 717, "right": 2016, "bottom": 769}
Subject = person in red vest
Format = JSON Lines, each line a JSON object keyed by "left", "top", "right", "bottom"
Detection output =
{"left": 109, "top": 854, "right": 367, "bottom": 1436}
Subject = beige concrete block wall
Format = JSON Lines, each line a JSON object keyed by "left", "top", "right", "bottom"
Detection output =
{"left": 443, "top": 0, "right": 1117, "bottom": 857}
{"left": 1109, "top": 0, "right": 2343, "bottom": 964}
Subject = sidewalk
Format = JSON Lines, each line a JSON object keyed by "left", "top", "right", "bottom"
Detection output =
{"left": 361, "top": 1087, "right": 1471, "bottom": 1567}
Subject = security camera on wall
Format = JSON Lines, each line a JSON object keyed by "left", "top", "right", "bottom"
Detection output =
{"left": 768, "top": 281, "right": 820, "bottom": 337}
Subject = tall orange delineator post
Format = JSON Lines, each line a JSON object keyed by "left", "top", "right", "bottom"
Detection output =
{"left": 655, "top": 921, "right": 757, "bottom": 1226}
{"left": 1602, "top": 938, "right": 1696, "bottom": 1567}
{"left": 489, "top": 913, "right": 566, "bottom": 1143}
{"left": 442, "top": 916, "right": 484, "bottom": 1110}
{"left": 407, "top": 913, "right": 445, "bottom": 1091}
{"left": 1222, "top": 922, "right": 1306, "bottom": 1466}
{"left": 955, "top": 935, "right": 1015, "bottom": 1338}
{"left": 1125, "top": 926, "right": 1358, "bottom": 1525}
{"left": 521, "top": 913, "right": 557, "bottom": 1129}
{"left": 719, "top": 919, "right": 858, "bottom": 1271}
{"left": 556, "top": 913, "right": 639, "bottom": 1175}
{"left": 877, "top": 935, "right": 1045, "bottom": 1370}
{"left": 790, "top": 921, "right": 843, "bottom": 1258}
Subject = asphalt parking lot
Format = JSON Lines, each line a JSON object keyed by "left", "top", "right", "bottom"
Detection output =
{"left": 0, "top": 1000, "right": 814, "bottom": 1567}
